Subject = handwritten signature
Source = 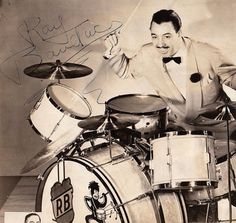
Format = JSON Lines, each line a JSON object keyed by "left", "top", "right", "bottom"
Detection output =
{"left": 0, "top": 16, "right": 122, "bottom": 85}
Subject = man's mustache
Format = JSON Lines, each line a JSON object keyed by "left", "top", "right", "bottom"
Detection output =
{"left": 157, "top": 46, "right": 169, "bottom": 49}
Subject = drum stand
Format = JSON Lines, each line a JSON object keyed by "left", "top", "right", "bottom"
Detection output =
{"left": 214, "top": 101, "right": 235, "bottom": 223}
{"left": 95, "top": 110, "right": 138, "bottom": 162}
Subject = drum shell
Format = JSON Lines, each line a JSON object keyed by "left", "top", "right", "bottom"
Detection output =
{"left": 36, "top": 144, "right": 159, "bottom": 222}
{"left": 150, "top": 132, "right": 217, "bottom": 189}
{"left": 132, "top": 113, "right": 167, "bottom": 139}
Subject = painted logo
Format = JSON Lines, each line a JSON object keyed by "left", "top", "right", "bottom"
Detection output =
{"left": 51, "top": 178, "right": 74, "bottom": 223}
{"left": 84, "top": 181, "right": 108, "bottom": 223}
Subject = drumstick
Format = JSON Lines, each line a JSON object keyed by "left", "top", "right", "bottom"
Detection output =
{"left": 118, "top": 0, "right": 176, "bottom": 35}
{"left": 103, "top": 0, "right": 143, "bottom": 59}
{"left": 118, "top": 0, "right": 143, "bottom": 34}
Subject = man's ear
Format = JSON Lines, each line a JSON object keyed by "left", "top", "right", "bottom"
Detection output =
{"left": 177, "top": 29, "right": 182, "bottom": 37}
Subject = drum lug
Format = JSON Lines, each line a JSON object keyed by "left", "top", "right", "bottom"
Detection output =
{"left": 167, "top": 154, "right": 171, "bottom": 166}
{"left": 216, "top": 166, "right": 222, "bottom": 181}
{"left": 206, "top": 181, "right": 212, "bottom": 187}
{"left": 37, "top": 174, "right": 44, "bottom": 181}
{"left": 205, "top": 152, "right": 210, "bottom": 163}
{"left": 149, "top": 160, "right": 153, "bottom": 170}
{"left": 34, "top": 101, "right": 41, "bottom": 111}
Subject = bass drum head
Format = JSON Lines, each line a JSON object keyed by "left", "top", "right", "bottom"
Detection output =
{"left": 36, "top": 144, "right": 159, "bottom": 223}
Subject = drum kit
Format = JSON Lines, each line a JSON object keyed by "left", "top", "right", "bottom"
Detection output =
{"left": 21, "top": 60, "right": 236, "bottom": 222}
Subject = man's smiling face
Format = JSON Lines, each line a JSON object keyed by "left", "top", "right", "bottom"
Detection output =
{"left": 150, "top": 21, "right": 181, "bottom": 57}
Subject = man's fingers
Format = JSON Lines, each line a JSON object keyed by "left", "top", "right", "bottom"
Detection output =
{"left": 104, "top": 36, "right": 113, "bottom": 49}
{"left": 103, "top": 32, "right": 121, "bottom": 59}
{"left": 105, "top": 33, "right": 118, "bottom": 47}
{"left": 111, "top": 33, "right": 118, "bottom": 45}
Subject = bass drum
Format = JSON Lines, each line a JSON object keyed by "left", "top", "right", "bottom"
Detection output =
{"left": 36, "top": 143, "right": 187, "bottom": 223}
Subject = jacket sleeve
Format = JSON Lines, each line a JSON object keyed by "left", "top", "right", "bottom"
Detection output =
{"left": 106, "top": 47, "right": 144, "bottom": 79}
{"left": 210, "top": 46, "right": 236, "bottom": 89}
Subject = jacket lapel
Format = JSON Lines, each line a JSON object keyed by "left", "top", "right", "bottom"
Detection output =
{"left": 152, "top": 55, "right": 186, "bottom": 120}
{"left": 185, "top": 38, "right": 203, "bottom": 121}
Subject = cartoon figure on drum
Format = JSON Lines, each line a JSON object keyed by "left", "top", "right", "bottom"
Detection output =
{"left": 104, "top": 9, "right": 236, "bottom": 131}
{"left": 84, "top": 181, "right": 108, "bottom": 223}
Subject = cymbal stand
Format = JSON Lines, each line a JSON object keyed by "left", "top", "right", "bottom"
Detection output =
{"left": 214, "top": 102, "right": 235, "bottom": 223}
{"left": 108, "top": 129, "right": 113, "bottom": 161}
{"left": 97, "top": 111, "right": 114, "bottom": 161}
{"left": 51, "top": 60, "right": 66, "bottom": 81}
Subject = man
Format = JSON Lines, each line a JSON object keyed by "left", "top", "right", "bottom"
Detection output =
{"left": 104, "top": 9, "right": 236, "bottom": 128}
{"left": 24, "top": 213, "right": 41, "bottom": 223}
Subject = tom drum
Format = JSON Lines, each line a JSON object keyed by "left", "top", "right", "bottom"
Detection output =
{"left": 107, "top": 94, "right": 167, "bottom": 139}
{"left": 29, "top": 84, "right": 91, "bottom": 142}
{"left": 150, "top": 131, "right": 217, "bottom": 189}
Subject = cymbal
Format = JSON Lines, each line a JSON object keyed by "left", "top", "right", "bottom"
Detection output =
{"left": 215, "top": 139, "right": 236, "bottom": 158}
{"left": 190, "top": 117, "right": 225, "bottom": 127}
{"left": 78, "top": 113, "right": 140, "bottom": 131}
{"left": 24, "top": 60, "right": 93, "bottom": 79}
{"left": 21, "top": 128, "right": 81, "bottom": 173}
{"left": 200, "top": 100, "right": 236, "bottom": 121}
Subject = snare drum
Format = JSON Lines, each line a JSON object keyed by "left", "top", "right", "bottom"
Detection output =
{"left": 150, "top": 131, "right": 217, "bottom": 189}
{"left": 29, "top": 84, "right": 91, "bottom": 142}
{"left": 36, "top": 143, "right": 187, "bottom": 223}
{"left": 107, "top": 94, "right": 167, "bottom": 139}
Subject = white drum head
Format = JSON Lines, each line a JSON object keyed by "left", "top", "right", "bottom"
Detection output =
{"left": 48, "top": 84, "right": 91, "bottom": 118}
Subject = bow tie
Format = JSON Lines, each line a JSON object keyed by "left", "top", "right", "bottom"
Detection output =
{"left": 162, "top": 57, "right": 181, "bottom": 64}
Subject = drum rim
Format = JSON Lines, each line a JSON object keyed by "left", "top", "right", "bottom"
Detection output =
{"left": 46, "top": 83, "right": 92, "bottom": 120}
{"left": 106, "top": 93, "right": 167, "bottom": 115}
{"left": 153, "top": 180, "right": 218, "bottom": 190}
{"left": 156, "top": 130, "right": 213, "bottom": 138}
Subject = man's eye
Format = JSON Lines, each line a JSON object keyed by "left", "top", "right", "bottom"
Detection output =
{"left": 152, "top": 35, "right": 157, "bottom": 39}
{"left": 165, "top": 35, "right": 171, "bottom": 39}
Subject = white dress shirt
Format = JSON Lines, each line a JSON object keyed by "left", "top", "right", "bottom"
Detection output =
{"left": 164, "top": 47, "right": 187, "bottom": 99}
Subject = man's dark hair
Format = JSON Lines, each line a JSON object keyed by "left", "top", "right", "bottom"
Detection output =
{"left": 24, "top": 213, "right": 41, "bottom": 223}
{"left": 150, "top": 9, "right": 182, "bottom": 32}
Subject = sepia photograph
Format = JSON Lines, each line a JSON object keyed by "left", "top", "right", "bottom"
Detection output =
{"left": 1, "top": 0, "right": 236, "bottom": 222}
